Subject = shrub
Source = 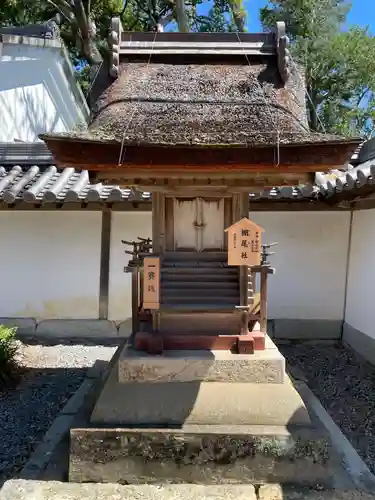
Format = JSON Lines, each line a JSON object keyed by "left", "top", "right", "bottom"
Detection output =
{"left": 0, "top": 325, "right": 19, "bottom": 384}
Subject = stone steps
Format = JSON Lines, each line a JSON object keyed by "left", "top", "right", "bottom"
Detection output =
{"left": 163, "top": 251, "right": 228, "bottom": 262}
{"left": 161, "top": 294, "right": 239, "bottom": 304}
{"left": 2, "top": 480, "right": 367, "bottom": 500}
{"left": 162, "top": 280, "right": 239, "bottom": 289}
{"left": 161, "top": 258, "right": 240, "bottom": 309}
{"left": 161, "top": 263, "right": 238, "bottom": 281}
{"left": 157, "top": 299, "right": 239, "bottom": 310}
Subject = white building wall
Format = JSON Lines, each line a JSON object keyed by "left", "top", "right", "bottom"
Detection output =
{"left": 108, "top": 212, "right": 152, "bottom": 325}
{"left": 345, "top": 209, "right": 375, "bottom": 340}
{"left": 0, "top": 210, "right": 351, "bottom": 337}
{"left": 0, "top": 40, "right": 88, "bottom": 142}
{"left": 0, "top": 211, "right": 101, "bottom": 320}
{"left": 251, "top": 211, "right": 350, "bottom": 320}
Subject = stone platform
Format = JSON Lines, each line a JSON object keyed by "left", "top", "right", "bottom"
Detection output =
{"left": 2, "top": 480, "right": 373, "bottom": 500}
{"left": 118, "top": 342, "right": 285, "bottom": 384}
{"left": 69, "top": 424, "right": 333, "bottom": 485}
{"left": 68, "top": 336, "right": 337, "bottom": 486}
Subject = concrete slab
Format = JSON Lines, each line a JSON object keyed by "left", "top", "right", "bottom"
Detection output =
{"left": 273, "top": 319, "right": 342, "bottom": 340}
{"left": 0, "top": 481, "right": 258, "bottom": 500}
{"left": 118, "top": 343, "right": 285, "bottom": 384}
{"left": 118, "top": 319, "right": 132, "bottom": 338}
{"left": 2, "top": 480, "right": 375, "bottom": 500}
{"left": 258, "top": 484, "right": 375, "bottom": 499}
{"left": 69, "top": 424, "right": 333, "bottom": 485}
{"left": 36, "top": 319, "right": 118, "bottom": 339}
{"left": 0, "top": 317, "right": 36, "bottom": 336}
{"left": 342, "top": 322, "right": 375, "bottom": 367}
{"left": 91, "top": 367, "right": 311, "bottom": 426}
{"left": 296, "top": 381, "right": 375, "bottom": 492}
{"left": 21, "top": 415, "right": 76, "bottom": 480}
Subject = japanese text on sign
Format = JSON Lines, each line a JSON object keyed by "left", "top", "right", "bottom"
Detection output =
{"left": 143, "top": 257, "right": 160, "bottom": 309}
{"left": 225, "top": 218, "right": 264, "bottom": 266}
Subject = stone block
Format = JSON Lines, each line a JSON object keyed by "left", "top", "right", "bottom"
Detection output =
{"left": 267, "top": 319, "right": 275, "bottom": 338}
{"left": 21, "top": 415, "right": 75, "bottom": 480}
{"left": 0, "top": 317, "right": 36, "bottom": 336}
{"left": 60, "top": 380, "right": 94, "bottom": 415}
{"left": 258, "top": 484, "right": 374, "bottom": 500}
{"left": 2, "top": 480, "right": 375, "bottom": 500}
{"left": 0, "top": 481, "right": 257, "bottom": 500}
{"left": 91, "top": 367, "right": 311, "bottom": 426}
{"left": 342, "top": 322, "right": 375, "bottom": 366}
{"left": 118, "top": 344, "right": 285, "bottom": 384}
{"left": 36, "top": 319, "right": 118, "bottom": 339}
{"left": 118, "top": 319, "right": 132, "bottom": 338}
{"left": 273, "top": 319, "right": 342, "bottom": 340}
{"left": 69, "top": 424, "right": 334, "bottom": 486}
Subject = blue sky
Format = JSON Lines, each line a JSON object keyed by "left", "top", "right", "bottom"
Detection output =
{"left": 246, "top": 0, "right": 374, "bottom": 32}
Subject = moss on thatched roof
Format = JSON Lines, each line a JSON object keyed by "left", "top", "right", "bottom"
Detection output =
{"left": 51, "top": 58, "right": 348, "bottom": 148}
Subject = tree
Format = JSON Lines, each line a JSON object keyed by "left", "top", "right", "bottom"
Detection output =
{"left": 1, "top": 0, "right": 247, "bottom": 56}
{"left": 0, "top": 1, "right": 54, "bottom": 26}
{"left": 261, "top": 0, "right": 375, "bottom": 137}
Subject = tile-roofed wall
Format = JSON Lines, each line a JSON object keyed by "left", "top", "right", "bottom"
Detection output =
{"left": 0, "top": 141, "right": 374, "bottom": 205}
{"left": 0, "top": 165, "right": 151, "bottom": 204}
{"left": 0, "top": 164, "right": 318, "bottom": 204}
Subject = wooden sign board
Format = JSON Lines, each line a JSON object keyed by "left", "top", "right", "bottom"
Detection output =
{"left": 143, "top": 257, "right": 160, "bottom": 310}
{"left": 225, "top": 217, "right": 264, "bottom": 266}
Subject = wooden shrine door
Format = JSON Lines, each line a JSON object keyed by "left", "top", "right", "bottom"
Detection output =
{"left": 173, "top": 198, "right": 224, "bottom": 251}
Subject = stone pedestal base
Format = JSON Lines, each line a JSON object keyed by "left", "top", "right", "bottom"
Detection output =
{"left": 69, "top": 337, "right": 335, "bottom": 486}
{"left": 118, "top": 343, "right": 285, "bottom": 384}
{"left": 69, "top": 424, "right": 334, "bottom": 486}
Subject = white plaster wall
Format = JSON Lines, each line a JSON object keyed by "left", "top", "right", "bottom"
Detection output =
{"left": 0, "top": 211, "right": 101, "bottom": 319}
{"left": 251, "top": 212, "right": 350, "bottom": 320}
{"left": 345, "top": 209, "right": 375, "bottom": 338}
{"left": 0, "top": 42, "right": 87, "bottom": 142}
{"left": 108, "top": 212, "right": 152, "bottom": 324}
{"left": 107, "top": 211, "right": 349, "bottom": 323}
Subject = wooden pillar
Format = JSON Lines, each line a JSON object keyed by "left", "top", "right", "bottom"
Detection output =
{"left": 152, "top": 192, "right": 165, "bottom": 253}
{"left": 131, "top": 268, "right": 139, "bottom": 334}
{"left": 99, "top": 208, "right": 111, "bottom": 320}
{"left": 232, "top": 193, "right": 241, "bottom": 223}
{"left": 260, "top": 266, "right": 268, "bottom": 332}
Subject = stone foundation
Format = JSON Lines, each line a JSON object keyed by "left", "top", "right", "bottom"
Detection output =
{"left": 69, "top": 425, "right": 334, "bottom": 486}
{"left": 68, "top": 335, "right": 337, "bottom": 486}
{"left": 117, "top": 342, "right": 285, "bottom": 384}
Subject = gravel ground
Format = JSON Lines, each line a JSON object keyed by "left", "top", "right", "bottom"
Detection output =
{"left": 279, "top": 342, "right": 375, "bottom": 475}
{"left": 0, "top": 344, "right": 115, "bottom": 486}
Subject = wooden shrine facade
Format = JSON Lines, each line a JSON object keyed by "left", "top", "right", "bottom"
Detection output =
{"left": 122, "top": 190, "right": 274, "bottom": 354}
{"left": 40, "top": 27, "right": 362, "bottom": 355}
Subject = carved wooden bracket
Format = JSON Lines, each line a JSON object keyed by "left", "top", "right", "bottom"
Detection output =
{"left": 108, "top": 17, "right": 122, "bottom": 79}
{"left": 276, "top": 21, "right": 291, "bottom": 84}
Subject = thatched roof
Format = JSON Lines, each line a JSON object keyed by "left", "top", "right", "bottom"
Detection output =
{"left": 91, "top": 59, "right": 325, "bottom": 147}
{"left": 52, "top": 58, "right": 345, "bottom": 148}
{"left": 40, "top": 28, "right": 361, "bottom": 173}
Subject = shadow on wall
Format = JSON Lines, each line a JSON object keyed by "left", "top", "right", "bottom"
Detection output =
{"left": 0, "top": 50, "right": 82, "bottom": 141}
